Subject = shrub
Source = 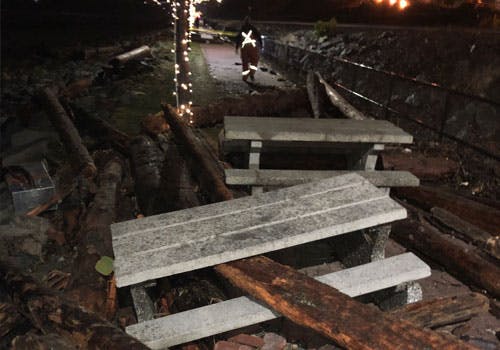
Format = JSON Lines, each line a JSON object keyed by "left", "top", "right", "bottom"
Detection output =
{"left": 314, "top": 17, "right": 337, "bottom": 38}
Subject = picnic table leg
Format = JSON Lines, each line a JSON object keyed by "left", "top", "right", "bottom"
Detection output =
{"left": 249, "top": 141, "right": 263, "bottom": 195}
{"left": 348, "top": 144, "right": 384, "bottom": 171}
{"left": 131, "top": 282, "right": 157, "bottom": 323}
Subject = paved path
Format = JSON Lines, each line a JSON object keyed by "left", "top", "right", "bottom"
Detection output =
{"left": 201, "top": 43, "right": 290, "bottom": 94}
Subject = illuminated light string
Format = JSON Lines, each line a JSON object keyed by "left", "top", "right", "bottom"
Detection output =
{"left": 166, "top": 0, "right": 222, "bottom": 124}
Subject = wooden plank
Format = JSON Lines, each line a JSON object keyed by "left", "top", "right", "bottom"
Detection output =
{"left": 111, "top": 174, "right": 407, "bottom": 287}
{"left": 126, "top": 253, "right": 430, "bottom": 349}
{"left": 225, "top": 169, "right": 420, "bottom": 187}
{"left": 392, "top": 218, "right": 500, "bottom": 298}
{"left": 395, "top": 186, "right": 500, "bottom": 235}
{"left": 215, "top": 256, "right": 477, "bottom": 350}
{"left": 224, "top": 117, "right": 413, "bottom": 144}
{"left": 389, "top": 292, "right": 489, "bottom": 329}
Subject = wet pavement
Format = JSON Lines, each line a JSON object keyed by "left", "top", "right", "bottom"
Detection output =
{"left": 201, "top": 43, "right": 291, "bottom": 95}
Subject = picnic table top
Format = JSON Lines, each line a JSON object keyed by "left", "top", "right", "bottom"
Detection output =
{"left": 111, "top": 173, "right": 406, "bottom": 287}
{"left": 224, "top": 116, "right": 413, "bottom": 144}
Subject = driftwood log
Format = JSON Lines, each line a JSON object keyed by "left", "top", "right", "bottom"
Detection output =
{"left": 391, "top": 218, "right": 500, "bottom": 298}
{"left": 395, "top": 186, "right": 500, "bottom": 235}
{"left": 38, "top": 88, "right": 97, "bottom": 178}
{"left": 430, "top": 207, "right": 492, "bottom": 247}
{"left": 109, "top": 45, "right": 152, "bottom": 68}
{"left": 189, "top": 87, "right": 309, "bottom": 127}
{"left": 65, "top": 156, "right": 124, "bottom": 319}
{"left": 390, "top": 293, "right": 489, "bottom": 329}
{"left": 163, "top": 104, "right": 233, "bottom": 202}
{"left": 316, "top": 72, "right": 367, "bottom": 120}
{"left": 306, "top": 71, "right": 326, "bottom": 118}
{"left": 216, "top": 256, "right": 476, "bottom": 350}
{"left": 0, "top": 262, "right": 148, "bottom": 350}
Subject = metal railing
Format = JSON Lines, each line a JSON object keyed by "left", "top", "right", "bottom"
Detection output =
{"left": 262, "top": 38, "right": 500, "bottom": 161}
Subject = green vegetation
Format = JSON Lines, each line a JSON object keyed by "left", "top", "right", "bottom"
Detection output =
{"left": 314, "top": 18, "right": 337, "bottom": 38}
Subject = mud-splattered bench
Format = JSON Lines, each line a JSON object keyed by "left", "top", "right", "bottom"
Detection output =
{"left": 111, "top": 174, "right": 430, "bottom": 349}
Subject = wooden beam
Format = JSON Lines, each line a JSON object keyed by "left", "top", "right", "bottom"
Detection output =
{"left": 390, "top": 293, "right": 489, "bottom": 329}
{"left": 391, "top": 218, "right": 500, "bottom": 298}
{"left": 306, "top": 71, "right": 326, "bottom": 118}
{"left": 38, "top": 87, "right": 97, "bottom": 178}
{"left": 395, "top": 186, "right": 500, "bottom": 235}
{"left": 215, "top": 256, "right": 476, "bottom": 350}
{"left": 162, "top": 104, "right": 233, "bottom": 202}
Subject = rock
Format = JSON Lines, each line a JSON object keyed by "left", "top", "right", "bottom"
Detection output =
{"left": 228, "top": 334, "right": 265, "bottom": 348}
{"left": 405, "top": 93, "right": 421, "bottom": 107}
{"left": 262, "top": 333, "right": 287, "bottom": 350}
{"left": 214, "top": 341, "right": 254, "bottom": 350}
{"left": 317, "top": 36, "right": 328, "bottom": 44}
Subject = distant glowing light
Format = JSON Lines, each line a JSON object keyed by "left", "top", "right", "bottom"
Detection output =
{"left": 399, "top": 0, "right": 409, "bottom": 9}
{"left": 389, "top": 0, "right": 397, "bottom": 5}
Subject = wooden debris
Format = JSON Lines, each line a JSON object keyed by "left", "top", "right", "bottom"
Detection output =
{"left": 391, "top": 293, "right": 489, "bottom": 329}
{"left": 391, "top": 218, "right": 500, "bottom": 298}
{"left": 38, "top": 88, "right": 97, "bottom": 178}
{"left": 0, "top": 302, "right": 24, "bottom": 339}
{"left": 65, "top": 156, "right": 124, "bottom": 318}
{"left": 0, "top": 262, "right": 149, "bottom": 350}
{"left": 382, "top": 152, "right": 459, "bottom": 181}
{"left": 109, "top": 45, "right": 152, "bottom": 68}
{"left": 84, "top": 45, "right": 122, "bottom": 59}
{"left": 162, "top": 104, "right": 233, "bottom": 202}
{"left": 189, "top": 88, "right": 309, "bottom": 127}
{"left": 129, "top": 134, "right": 168, "bottom": 215}
{"left": 72, "top": 103, "right": 131, "bottom": 155}
{"left": 216, "top": 256, "right": 476, "bottom": 350}
{"left": 431, "top": 207, "right": 492, "bottom": 246}
{"left": 306, "top": 71, "right": 326, "bottom": 118}
{"left": 316, "top": 72, "right": 367, "bottom": 120}
{"left": 11, "top": 333, "right": 77, "bottom": 349}
{"left": 486, "top": 236, "right": 500, "bottom": 260}
{"left": 395, "top": 186, "right": 500, "bottom": 235}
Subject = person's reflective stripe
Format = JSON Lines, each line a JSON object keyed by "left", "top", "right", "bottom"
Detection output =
{"left": 250, "top": 65, "right": 258, "bottom": 71}
{"left": 242, "top": 30, "right": 256, "bottom": 48}
{"left": 242, "top": 70, "right": 251, "bottom": 76}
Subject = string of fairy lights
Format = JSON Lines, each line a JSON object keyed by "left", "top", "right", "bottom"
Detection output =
{"left": 163, "top": 0, "right": 222, "bottom": 124}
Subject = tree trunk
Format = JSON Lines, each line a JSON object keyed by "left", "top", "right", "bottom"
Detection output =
{"left": 391, "top": 218, "right": 500, "bottom": 298}
{"left": 65, "top": 156, "right": 124, "bottom": 319}
{"left": 38, "top": 87, "right": 97, "bottom": 178}
{"left": 390, "top": 293, "right": 489, "bottom": 329}
{"left": 430, "top": 207, "right": 492, "bottom": 246}
{"left": 216, "top": 256, "right": 476, "bottom": 350}
{"left": 395, "top": 186, "right": 500, "bottom": 235}
{"left": 163, "top": 104, "right": 233, "bottom": 202}
{"left": 189, "top": 87, "right": 309, "bottom": 127}
{"left": 0, "top": 263, "right": 149, "bottom": 350}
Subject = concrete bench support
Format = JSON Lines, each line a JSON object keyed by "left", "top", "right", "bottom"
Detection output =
{"left": 126, "top": 253, "right": 430, "bottom": 349}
